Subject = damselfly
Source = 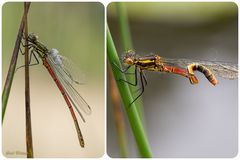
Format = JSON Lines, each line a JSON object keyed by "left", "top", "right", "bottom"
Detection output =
{"left": 116, "top": 50, "right": 238, "bottom": 105}
{"left": 20, "top": 33, "right": 91, "bottom": 147}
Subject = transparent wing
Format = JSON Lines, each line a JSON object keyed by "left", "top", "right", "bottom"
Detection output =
{"left": 47, "top": 56, "right": 91, "bottom": 120}
{"left": 162, "top": 58, "right": 238, "bottom": 79}
{"left": 53, "top": 55, "right": 86, "bottom": 85}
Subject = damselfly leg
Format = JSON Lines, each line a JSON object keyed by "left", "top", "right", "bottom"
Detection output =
{"left": 129, "top": 69, "right": 145, "bottom": 106}
{"left": 15, "top": 40, "right": 39, "bottom": 72}
{"left": 112, "top": 62, "right": 147, "bottom": 106}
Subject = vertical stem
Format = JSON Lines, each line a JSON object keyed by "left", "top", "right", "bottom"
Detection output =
{"left": 108, "top": 66, "right": 128, "bottom": 157}
{"left": 24, "top": 2, "right": 34, "bottom": 158}
{"left": 116, "top": 2, "right": 133, "bottom": 51}
{"left": 116, "top": 2, "right": 144, "bottom": 122}
{"left": 107, "top": 27, "right": 152, "bottom": 157}
{"left": 2, "top": 3, "right": 30, "bottom": 123}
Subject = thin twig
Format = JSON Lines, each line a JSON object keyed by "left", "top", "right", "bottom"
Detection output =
{"left": 2, "top": 2, "right": 31, "bottom": 122}
{"left": 24, "top": 2, "right": 34, "bottom": 158}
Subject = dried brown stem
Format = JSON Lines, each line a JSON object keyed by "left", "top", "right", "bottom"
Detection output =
{"left": 108, "top": 65, "right": 128, "bottom": 157}
{"left": 2, "top": 2, "right": 31, "bottom": 122}
{"left": 23, "top": 2, "right": 34, "bottom": 158}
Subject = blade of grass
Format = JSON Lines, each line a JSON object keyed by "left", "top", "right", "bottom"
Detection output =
{"left": 2, "top": 3, "right": 31, "bottom": 122}
{"left": 116, "top": 2, "right": 145, "bottom": 122}
{"left": 108, "top": 65, "right": 128, "bottom": 157}
{"left": 107, "top": 26, "right": 152, "bottom": 157}
{"left": 116, "top": 2, "right": 133, "bottom": 51}
{"left": 24, "top": 2, "right": 34, "bottom": 158}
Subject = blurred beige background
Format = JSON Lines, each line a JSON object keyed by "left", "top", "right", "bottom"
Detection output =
{"left": 107, "top": 2, "right": 237, "bottom": 158}
{"left": 2, "top": 2, "right": 104, "bottom": 158}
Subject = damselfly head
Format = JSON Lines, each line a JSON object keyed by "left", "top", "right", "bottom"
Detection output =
{"left": 123, "top": 57, "right": 134, "bottom": 65}
{"left": 122, "top": 50, "right": 136, "bottom": 65}
{"left": 28, "top": 33, "right": 38, "bottom": 42}
{"left": 125, "top": 50, "right": 136, "bottom": 57}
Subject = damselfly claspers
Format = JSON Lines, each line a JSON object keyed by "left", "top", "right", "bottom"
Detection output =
{"left": 19, "top": 33, "right": 91, "bottom": 147}
{"left": 116, "top": 50, "right": 238, "bottom": 105}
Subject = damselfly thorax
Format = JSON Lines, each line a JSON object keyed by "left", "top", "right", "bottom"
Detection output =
{"left": 123, "top": 53, "right": 166, "bottom": 71}
{"left": 27, "top": 33, "right": 48, "bottom": 58}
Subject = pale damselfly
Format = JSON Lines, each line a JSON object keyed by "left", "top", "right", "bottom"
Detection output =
{"left": 20, "top": 33, "right": 91, "bottom": 147}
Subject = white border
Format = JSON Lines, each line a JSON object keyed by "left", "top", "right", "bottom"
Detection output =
{"left": 1, "top": 0, "right": 239, "bottom": 160}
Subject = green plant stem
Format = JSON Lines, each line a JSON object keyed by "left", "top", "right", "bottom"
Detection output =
{"left": 107, "top": 26, "right": 152, "bottom": 157}
{"left": 116, "top": 2, "right": 133, "bottom": 51}
{"left": 2, "top": 3, "right": 31, "bottom": 122}
{"left": 116, "top": 2, "right": 144, "bottom": 122}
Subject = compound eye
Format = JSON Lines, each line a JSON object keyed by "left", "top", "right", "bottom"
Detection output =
{"left": 125, "top": 50, "right": 136, "bottom": 57}
{"left": 35, "top": 35, "right": 39, "bottom": 40}
{"left": 32, "top": 34, "right": 38, "bottom": 41}
{"left": 28, "top": 33, "right": 38, "bottom": 42}
{"left": 124, "top": 58, "right": 134, "bottom": 65}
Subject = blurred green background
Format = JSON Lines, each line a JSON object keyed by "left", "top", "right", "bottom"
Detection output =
{"left": 3, "top": 2, "right": 104, "bottom": 80}
{"left": 107, "top": 2, "right": 237, "bottom": 158}
{"left": 2, "top": 2, "right": 104, "bottom": 158}
{"left": 108, "top": 2, "right": 236, "bottom": 25}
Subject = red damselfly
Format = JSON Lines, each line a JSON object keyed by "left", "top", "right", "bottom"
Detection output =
{"left": 20, "top": 33, "right": 91, "bottom": 147}
{"left": 116, "top": 50, "right": 238, "bottom": 105}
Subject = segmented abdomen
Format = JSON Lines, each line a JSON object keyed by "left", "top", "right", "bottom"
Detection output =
{"left": 188, "top": 63, "right": 218, "bottom": 85}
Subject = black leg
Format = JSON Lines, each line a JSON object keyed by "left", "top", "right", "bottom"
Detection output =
{"left": 111, "top": 62, "right": 137, "bottom": 74}
{"left": 20, "top": 39, "right": 25, "bottom": 48}
{"left": 19, "top": 46, "right": 25, "bottom": 55}
{"left": 30, "top": 50, "right": 40, "bottom": 67}
{"left": 19, "top": 40, "right": 33, "bottom": 56}
{"left": 20, "top": 40, "right": 32, "bottom": 48}
{"left": 112, "top": 62, "right": 135, "bottom": 74}
{"left": 134, "top": 71, "right": 147, "bottom": 93}
{"left": 15, "top": 50, "right": 40, "bottom": 72}
{"left": 142, "top": 72, "right": 147, "bottom": 86}
{"left": 111, "top": 61, "right": 145, "bottom": 103}
{"left": 129, "top": 70, "right": 145, "bottom": 106}
{"left": 118, "top": 66, "right": 139, "bottom": 86}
